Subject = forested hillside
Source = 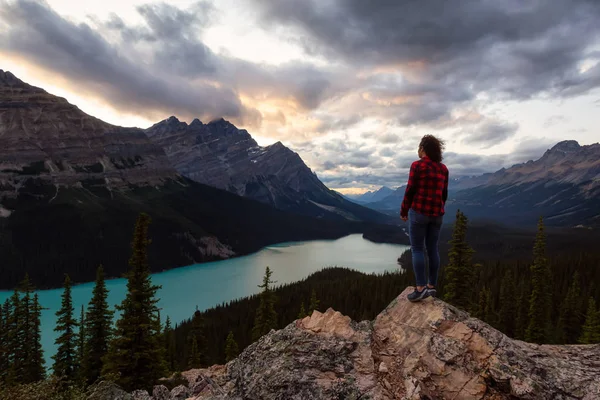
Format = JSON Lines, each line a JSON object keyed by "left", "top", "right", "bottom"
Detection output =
{"left": 170, "top": 215, "right": 600, "bottom": 369}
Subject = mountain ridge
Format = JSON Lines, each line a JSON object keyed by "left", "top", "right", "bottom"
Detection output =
{"left": 145, "top": 115, "right": 392, "bottom": 223}
{"left": 0, "top": 70, "right": 381, "bottom": 289}
{"left": 361, "top": 140, "right": 600, "bottom": 226}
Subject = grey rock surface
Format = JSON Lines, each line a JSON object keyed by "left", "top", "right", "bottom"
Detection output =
{"left": 184, "top": 288, "right": 600, "bottom": 399}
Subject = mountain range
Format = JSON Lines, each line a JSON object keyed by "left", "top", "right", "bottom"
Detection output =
{"left": 354, "top": 140, "right": 600, "bottom": 227}
{"left": 0, "top": 70, "right": 390, "bottom": 289}
{"left": 345, "top": 186, "right": 395, "bottom": 204}
{"left": 145, "top": 116, "right": 390, "bottom": 223}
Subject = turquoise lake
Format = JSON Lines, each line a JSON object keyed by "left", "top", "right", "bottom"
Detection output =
{"left": 0, "top": 234, "right": 409, "bottom": 364}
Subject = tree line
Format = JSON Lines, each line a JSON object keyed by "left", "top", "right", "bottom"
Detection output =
{"left": 1, "top": 210, "right": 600, "bottom": 396}
{"left": 168, "top": 211, "right": 600, "bottom": 370}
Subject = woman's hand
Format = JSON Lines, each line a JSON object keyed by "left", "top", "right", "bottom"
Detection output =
{"left": 401, "top": 215, "right": 408, "bottom": 222}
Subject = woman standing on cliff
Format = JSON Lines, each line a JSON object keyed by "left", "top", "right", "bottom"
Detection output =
{"left": 400, "top": 135, "right": 449, "bottom": 302}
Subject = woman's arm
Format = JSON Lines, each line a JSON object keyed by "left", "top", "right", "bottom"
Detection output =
{"left": 442, "top": 168, "right": 449, "bottom": 204}
{"left": 400, "top": 161, "right": 419, "bottom": 218}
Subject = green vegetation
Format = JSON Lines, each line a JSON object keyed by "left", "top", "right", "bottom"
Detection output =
{"left": 0, "top": 275, "right": 46, "bottom": 386}
{"left": 252, "top": 267, "right": 279, "bottom": 341}
{"left": 82, "top": 266, "right": 113, "bottom": 385}
{"left": 102, "top": 213, "right": 167, "bottom": 392}
{"left": 1, "top": 209, "right": 599, "bottom": 397}
{"left": 443, "top": 210, "right": 478, "bottom": 311}
{"left": 526, "top": 217, "right": 553, "bottom": 343}
{"left": 52, "top": 275, "right": 78, "bottom": 382}
{"left": 224, "top": 331, "right": 239, "bottom": 362}
{"left": 579, "top": 298, "right": 600, "bottom": 344}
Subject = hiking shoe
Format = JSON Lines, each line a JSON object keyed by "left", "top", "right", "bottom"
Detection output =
{"left": 408, "top": 287, "right": 430, "bottom": 302}
{"left": 427, "top": 287, "right": 437, "bottom": 297}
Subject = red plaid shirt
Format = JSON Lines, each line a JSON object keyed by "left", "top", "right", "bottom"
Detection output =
{"left": 400, "top": 156, "right": 449, "bottom": 218}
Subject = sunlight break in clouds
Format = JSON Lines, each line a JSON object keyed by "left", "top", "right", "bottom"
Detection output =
{"left": 1, "top": 0, "right": 599, "bottom": 193}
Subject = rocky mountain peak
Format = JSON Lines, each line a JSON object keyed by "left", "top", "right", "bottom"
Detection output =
{"left": 104, "top": 287, "right": 600, "bottom": 399}
{"left": 190, "top": 118, "right": 203, "bottom": 127}
{"left": 0, "top": 69, "right": 30, "bottom": 88}
{"left": 549, "top": 140, "right": 581, "bottom": 153}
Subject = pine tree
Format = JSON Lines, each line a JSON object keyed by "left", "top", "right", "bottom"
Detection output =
{"left": 526, "top": 217, "right": 552, "bottom": 344}
{"left": 515, "top": 280, "right": 529, "bottom": 341}
{"left": 558, "top": 272, "right": 583, "bottom": 343}
{"left": 163, "top": 317, "right": 176, "bottom": 372}
{"left": 475, "top": 287, "right": 493, "bottom": 323}
{"left": 83, "top": 265, "right": 113, "bottom": 385}
{"left": 498, "top": 270, "right": 516, "bottom": 337}
{"left": 103, "top": 213, "right": 167, "bottom": 392}
{"left": 298, "top": 302, "right": 307, "bottom": 319}
{"left": 18, "top": 275, "right": 35, "bottom": 383}
{"left": 187, "top": 310, "right": 206, "bottom": 368}
{"left": 29, "top": 294, "right": 45, "bottom": 382}
{"left": 187, "top": 335, "right": 201, "bottom": 369}
{"left": 579, "top": 297, "right": 600, "bottom": 344}
{"left": 77, "top": 305, "right": 85, "bottom": 380}
{"left": 308, "top": 289, "right": 320, "bottom": 315}
{"left": 52, "top": 274, "right": 78, "bottom": 381}
{"left": 252, "top": 266, "right": 278, "bottom": 341}
{"left": 7, "top": 287, "right": 25, "bottom": 383}
{"left": 443, "top": 211, "right": 476, "bottom": 310}
{"left": 0, "top": 299, "right": 13, "bottom": 384}
{"left": 224, "top": 331, "right": 239, "bottom": 362}
{"left": 0, "top": 301, "right": 7, "bottom": 384}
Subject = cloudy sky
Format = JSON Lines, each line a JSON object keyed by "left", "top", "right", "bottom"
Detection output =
{"left": 1, "top": 0, "right": 599, "bottom": 194}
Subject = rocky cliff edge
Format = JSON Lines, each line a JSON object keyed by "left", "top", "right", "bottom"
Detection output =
{"left": 96, "top": 287, "right": 600, "bottom": 400}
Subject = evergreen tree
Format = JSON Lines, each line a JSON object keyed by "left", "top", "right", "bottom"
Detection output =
{"left": 298, "top": 302, "right": 307, "bottom": 319}
{"left": 83, "top": 265, "right": 113, "bottom": 385}
{"left": 0, "top": 301, "right": 7, "bottom": 384}
{"left": 526, "top": 217, "right": 552, "bottom": 344}
{"left": 52, "top": 274, "right": 78, "bottom": 381}
{"left": 29, "top": 294, "right": 45, "bottom": 382}
{"left": 186, "top": 310, "right": 207, "bottom": 368}
{"left": 443, "top": 211, "right": 476, "bottom": 310}
{"left": 163, "top": 317, "right": 176, "bottom": 372}
{"left": 498, "top": 270, "right": 516, "bottom": 337}
{"left": 252, "top": 267, "right": 278, "bottom": 341}
{"left": 475, "top": 287, "right": 493, "bottom": 324}
{"left": 224, "top": 331, "right": 239, "bottom": 362}
{"left": 18, "top": 275, "right": 34, "bottom": 383}
{"left": 308, "top": 289, "right": 320, "bottom": 314}
{"left": 7, "top": 288, "right": 24, "bottom": 383}
{"left": 515, "top": 280, "right": 529, "bottom": 341}
{"left": 77, "top": 305, "right": 85, "bottom": 380}
{"left": 579, "top": 297, "right": 600, "bottom": 344}
{"left": 187, "top": 334, "right": 201, "bottom": 369}
{"left": 103, "top": 213, "right": 167, "bottom": 392}
{"left": 557, "top": 272, "right": 583, "bottom": 343}
{"left": 0, "top": 299, "right": 13, "bottom": 384}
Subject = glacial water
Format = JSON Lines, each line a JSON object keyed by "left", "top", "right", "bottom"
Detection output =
{"left": 0, "top": 234, "right": 409, "bottom": 364}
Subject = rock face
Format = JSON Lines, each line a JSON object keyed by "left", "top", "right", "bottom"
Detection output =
{"left": 146, "top": 117, "right": 390, "bottom": 223}
{"left": 180, "top": 287, "right": 600, "bottom": 400}
{"left": 0, "top": 69, "right": 176, "bottom": 199}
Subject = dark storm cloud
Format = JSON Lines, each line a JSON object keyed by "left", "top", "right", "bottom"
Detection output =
{"left": 0, "top": 0, "right": 347, "bottom": 126}
{"left": 464, "top": 121, "right": 520, "bottom": 149}
{"left": 0, "top": 0, "right": 249, "bottom": 122}
{"left": 252, "top": 0, "right": 600, "bottom": 126}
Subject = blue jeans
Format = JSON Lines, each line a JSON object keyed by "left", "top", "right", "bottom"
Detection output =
{"left": 408, "top": 209, "right": 443, "bottom": 287}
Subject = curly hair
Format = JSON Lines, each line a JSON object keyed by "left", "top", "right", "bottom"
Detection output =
{"left": 419, "top": 135, "right": 445, "bottom": 162}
